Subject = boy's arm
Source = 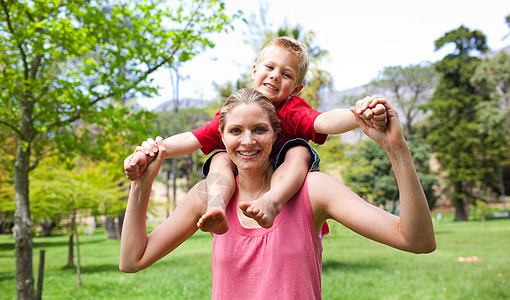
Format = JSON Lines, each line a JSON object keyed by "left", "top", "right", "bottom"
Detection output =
{"left": 314, "top": 96, "right": 387, "bottom": 135}
{"left": 313, "top": 108, "right": 358, "bottom": 135}
{"left": 124, "top": 132, "right": 202, "bottom": 181}
{"left": 142, "top": 132, "right": 202, "bottom": 159}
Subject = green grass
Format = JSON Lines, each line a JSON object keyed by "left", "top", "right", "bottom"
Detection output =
{"left": 1, "top": 218, "right": 509, "bottom": 299}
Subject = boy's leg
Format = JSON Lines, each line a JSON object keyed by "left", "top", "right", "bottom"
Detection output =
{"left": 197, "top": 151, "right": 235, "bottom": 234}
{"left": 239, "top": 139, "right": 316, "bottom": 228}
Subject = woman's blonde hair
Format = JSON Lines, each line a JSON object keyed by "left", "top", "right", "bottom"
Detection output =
{"left": 219, "top": 88, "right": 281, "bottom": 135}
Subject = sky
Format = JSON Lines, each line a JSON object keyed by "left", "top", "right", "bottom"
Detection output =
{"left": 137, "top": 0, "right": 510, "bottom": 110}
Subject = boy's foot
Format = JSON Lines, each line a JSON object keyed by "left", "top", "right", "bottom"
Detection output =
{"left": 239, "top": 193, "right": 281, "bottom": 228}
{"left": 197, "top": 208, "right": 229, "bottom": 235}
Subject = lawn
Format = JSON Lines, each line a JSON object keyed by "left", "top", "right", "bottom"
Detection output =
{"left": 1, "top": 217, "right": 509, "bottom": 299}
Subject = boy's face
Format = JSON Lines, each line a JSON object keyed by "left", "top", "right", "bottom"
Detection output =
{"left": 252, "top": 46, "right": 304, "bottom": 105}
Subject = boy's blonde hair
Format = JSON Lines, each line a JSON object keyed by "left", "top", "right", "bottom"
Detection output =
{"left": 256, "top": 36, "right": 309, "bottom": 87}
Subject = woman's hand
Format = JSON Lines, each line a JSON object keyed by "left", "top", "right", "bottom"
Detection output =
{"left": 350, "top": 98, "right": 405, "bottom": 151}
{"left": 137, "top": 136, "right": 166, "bottom": 184}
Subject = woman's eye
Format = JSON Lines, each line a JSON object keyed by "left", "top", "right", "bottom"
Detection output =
{"left": 254, "top": 127, "right": 268, "bottom": 133}
{"left": 229, "top": 128, "right": 241, "bottom": 134}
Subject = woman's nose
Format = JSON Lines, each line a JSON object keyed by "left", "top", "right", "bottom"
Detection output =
{"left": 241, "top": 132, "right": 256, "bottom": 146}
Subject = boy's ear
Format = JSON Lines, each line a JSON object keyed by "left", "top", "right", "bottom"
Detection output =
{"left": 291, "top": 84, "right": 304, "bottom": 96}
{"left": 251, "top": 64, "right": 257, "bottom": 79}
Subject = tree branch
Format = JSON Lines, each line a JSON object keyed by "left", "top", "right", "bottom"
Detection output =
{"left": 0, "top": 119, "right": 20, "bottom": 135}
{"left": 1, "top": 0, "right": 30, "bottom": 79}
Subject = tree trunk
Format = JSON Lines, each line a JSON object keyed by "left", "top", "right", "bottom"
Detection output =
{"left": 13, "top": 138, "right": 35, "bottom": 299}
{"left": 68, "top": 229, "right": 74, "bottom": 267}
{"left": 454, "top": 199, "right": 469, "bottom": 221}
{"left": 166, "top": 169, "right": 171, "bottom": 217}
{"left": 39, "top": 220, "right": 55, "bottom": 237}
{"left": 172, "top": 158, "right": 178, "bottom": 211}
{"left": 117, "top": 214, "right": 124, "bottom": 238}
{"left": 0, "top": 213, "right": 6, "bottom": 234}
{"left": 186, "top": 154, "right": 193, "bottom": 190}
{"left": 104, "top": 215, "right": 118, "bottom": 239}
{"left": 73, "top": 216, "right": 82, "bottom": 288}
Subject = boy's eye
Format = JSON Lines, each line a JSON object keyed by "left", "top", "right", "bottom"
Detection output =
{"left": 283, "top": 73, "right": 292, "bottom": 79}
{"left": 265, "top": 65, "right": 274, "bottom": 70}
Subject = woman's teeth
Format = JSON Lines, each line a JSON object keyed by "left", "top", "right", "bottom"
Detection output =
{"left": 240, "top": 151, "right": 258, "bottom": 156}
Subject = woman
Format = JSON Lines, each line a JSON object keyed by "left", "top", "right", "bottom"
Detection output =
{"left": 119, "top": 88, "right": 436, "bottom": 299}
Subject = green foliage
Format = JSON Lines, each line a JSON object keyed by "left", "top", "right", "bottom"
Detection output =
{"left": 30, "top": 156, "right": 128, "bottom": 235}
{"left": 312, "top": 136, "right": 347, "bottom": 176}
{"left": 150, "top": 108, "right": 210, "bottom": 179}
{"left": 343, "top": 139, "right": 438, "bottom": 211}
{"left": 367, "top": 63, "right": 437, "bottom": 139}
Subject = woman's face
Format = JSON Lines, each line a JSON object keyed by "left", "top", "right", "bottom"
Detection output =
{"left": 221, "top": 103, "right": 277, "bottom": 172}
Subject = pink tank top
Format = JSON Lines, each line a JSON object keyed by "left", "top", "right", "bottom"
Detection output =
{"left": 211, "top": 176, "right": 329, "bottom": 299}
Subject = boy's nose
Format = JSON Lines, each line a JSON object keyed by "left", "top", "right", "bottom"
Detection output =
{"left": 269, "top": 71, "right": 279, "bottom": 82}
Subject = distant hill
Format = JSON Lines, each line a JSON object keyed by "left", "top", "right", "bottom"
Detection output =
{"left": 481, "top": 45, "right": 510, "bottom": 59}
{"left": 152, "top": 98, "right": 212, "bottom": 113}
{"left": 317, "top": 86, "right": 370, "bottom": 112}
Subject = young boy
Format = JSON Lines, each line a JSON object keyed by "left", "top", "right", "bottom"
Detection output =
{"left": 124, "top": 36, "right": 387, "bottom": 234}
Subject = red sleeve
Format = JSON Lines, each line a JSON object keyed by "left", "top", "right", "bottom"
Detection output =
{"left": 190, "top": 109, "right": 225, "bottom": 155}
{"left": 277, "top": 97, "right": 328, "bottom": 145}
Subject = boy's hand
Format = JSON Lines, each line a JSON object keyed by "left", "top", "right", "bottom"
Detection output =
{"left": 124, "top": 137, "right": 161, "bottom": 181}
{"left": 124, "top": 151, "right": 148, "bottom": 181}
{"left": 355, "top": 96, "right": 388, "bottom": 131}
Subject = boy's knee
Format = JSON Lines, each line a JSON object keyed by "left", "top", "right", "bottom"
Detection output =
{"left": 285, "top": 145, "right": 312, "bottom": 163}
{"left": 210, "top": 152, "right": 232, "bottom": 169}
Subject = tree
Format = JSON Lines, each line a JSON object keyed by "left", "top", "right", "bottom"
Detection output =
{"left": 426, "top": 25, "right": 489, "bottom": 221}
{"left": 471, "top": 51, "right": 510, "bottom": 211}
{"left": 0, "top": 1, "right": 239, "bottom": 298}
{"left": 367, "top": 63, "right": 437, "bottom": 139}
{"left": 343, "top": 139, "right": 438, "bottom": 213}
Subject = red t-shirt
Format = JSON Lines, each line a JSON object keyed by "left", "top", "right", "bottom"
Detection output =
{"left": 191, "top": 96, "right": 328, "bottom": 155}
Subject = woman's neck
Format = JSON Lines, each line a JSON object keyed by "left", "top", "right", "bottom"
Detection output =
{"left": 237, "top": 164, "right": 273, "bottom": 200}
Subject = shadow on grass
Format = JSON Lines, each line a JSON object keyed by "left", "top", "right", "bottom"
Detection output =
{"left": 0, "top": 240, "right": 14, "bottom": 254}
{"left": 0, "top": 270, "right": 15, "bottom": 282}
{"left": 33, "top": 237, "right": 106, "bottom": 250}
{"left": 322, "top": 260, "right": 383, "bottom": 273}
{"left": 61, "top": 263, "right": 120, "bottom": 274}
